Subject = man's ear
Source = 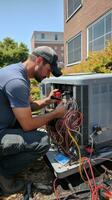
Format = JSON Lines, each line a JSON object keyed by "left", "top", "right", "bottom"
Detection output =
{"left": 36, "top": 56, "right": 43, "bottom": 64}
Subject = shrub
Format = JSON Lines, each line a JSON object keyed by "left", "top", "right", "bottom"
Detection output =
{"left": 62, "top": 41, "right": 112, "bottom": 75}
{"left": 30, "top": 79, "right": 40, "bottom": 100}
{"left": 30, "top": 86, "right": 40, "bottom": 100}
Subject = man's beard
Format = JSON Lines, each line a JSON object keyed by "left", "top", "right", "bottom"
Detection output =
{"left": 34, "top": 74, "right": 42, "bottom": 83}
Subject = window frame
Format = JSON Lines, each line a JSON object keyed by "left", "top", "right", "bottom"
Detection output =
{"left": 66, "top": 0, "right": 83, "bottom": 22}
{"left": 87, "top": 10, "right": 112, "bottom": 57}
{"left": 66, "top": 32, "right": 82, "bottom": 66}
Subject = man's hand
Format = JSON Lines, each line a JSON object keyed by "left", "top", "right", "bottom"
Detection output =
{"left": 46, "top": 89, "right": 61, "bottom": 104}
{"left": 29, "top": 89, "right": 60, "bottom": 111}
{"left": 54, "top": 102, "right": 67, "bottom": 118}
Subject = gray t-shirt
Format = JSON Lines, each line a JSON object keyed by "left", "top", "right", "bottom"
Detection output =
{"left": 0, "top": 62, "right": 30, "bottom": 132}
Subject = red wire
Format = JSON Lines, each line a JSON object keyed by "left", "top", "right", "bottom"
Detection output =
{"left": 54, "top": 108, "right": 83, "bottom": 156}
{"left": 53, "top": 177, "right": 60, "bottom": 200}
{"left": 81, "top": 157, "right": 111, "bottom": 200}
{"left": 50, "top": 101, "right": 111, "bottom": 200}
{"left": 82, "top": 157, "right": 97, "bottom": 194}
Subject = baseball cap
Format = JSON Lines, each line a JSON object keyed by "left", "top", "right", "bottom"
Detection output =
{"left": 32, "top": 46, "right": 62, "bottom": 77}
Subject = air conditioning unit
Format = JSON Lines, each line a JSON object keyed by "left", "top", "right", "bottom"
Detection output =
{"left": 40, "top": 73, "right": 112, "bottom": 178}
{"left": 41, "top": 73, "right": 112, "bottom": 149}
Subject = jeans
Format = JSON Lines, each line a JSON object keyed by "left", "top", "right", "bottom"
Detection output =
{"left": 0, "top": 128, "right": 50, "bottom": 178}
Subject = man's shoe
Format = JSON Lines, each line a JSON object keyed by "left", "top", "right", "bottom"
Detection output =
{"left": 0, "top": 175, "right": 24, "bottom": 194}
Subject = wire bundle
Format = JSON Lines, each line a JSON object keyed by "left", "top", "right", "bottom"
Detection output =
{"left": 81, "top": 157, "right": 112, "bottom": 200}
{"left": 48, "top": 100, "right": 83, "bottom": 157}
{"left": 49, "top": 100, "right": 112, "bottom": 200}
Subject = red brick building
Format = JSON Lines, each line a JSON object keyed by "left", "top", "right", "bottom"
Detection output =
{"left": 31, "top": 31, "right": 64, "bottom": 65}
{"left": 64, "top": 0, "right": 112, "bottom": 66}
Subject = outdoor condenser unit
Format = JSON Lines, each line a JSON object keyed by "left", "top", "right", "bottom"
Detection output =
{"left": 41, "top": 73, "right": 112, "bottom": 149}
{"left": 40, "top": 73, "right": 112, "bottom": 178}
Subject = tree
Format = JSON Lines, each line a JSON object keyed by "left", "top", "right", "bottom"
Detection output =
{"left": 0, "top": 37, "right": 29, "bottom": 67}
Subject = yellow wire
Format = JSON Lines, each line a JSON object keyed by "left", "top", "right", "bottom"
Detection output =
{"left": 67, "top": 127, "right": 86, "bottom": 182}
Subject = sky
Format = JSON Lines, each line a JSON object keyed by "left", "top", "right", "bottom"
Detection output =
{"left": 0, "top": 0, "right": 64, "bottom": 51}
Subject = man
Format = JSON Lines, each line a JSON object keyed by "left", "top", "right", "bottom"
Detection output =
{"left": 0, "top": 46, "right": 66, "bottom": 194}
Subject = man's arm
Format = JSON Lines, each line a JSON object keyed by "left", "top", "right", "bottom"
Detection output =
{"left": 12, "top": 103, "right": 66, "bottom": 131}
{"left": 29, "top": 95, "right": 51, "bottom": 111}
{"left": 30, "top": 89, "right": 59, "bottom": 111}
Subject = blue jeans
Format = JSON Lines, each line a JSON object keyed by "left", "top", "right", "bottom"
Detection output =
{"left": 0, "top": 128, "right": 50, "bottom": 178}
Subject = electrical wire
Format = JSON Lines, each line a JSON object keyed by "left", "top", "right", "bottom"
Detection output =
{"left": 53, "top": 177, "right": 60, "bottom": 200}
{"left": 66, "top": 128, "right": 86, "bottom": 182}
{"left": 81, "top": 157, "right": 112, "bottom": 200}
{"left": 48, "top": 99, "right": 83, "bottom": 157}
{"left": 48, "top": 99, "right": 112, "bottom": 200}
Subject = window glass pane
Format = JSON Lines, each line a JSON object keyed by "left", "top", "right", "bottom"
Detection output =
{"left": 74, "top": 34, "right": 81, "bottom": 46}
{"left": 41, "top": 33, "right": 45, "bottom": 39}
{"left": 68, "top": 0, "right": 81, "bottom": 18}
{"left": 68, "top": 41, "right": 74, "bottom": 64}
{"left": 88, "top": 11, "right": 112, "bottom": 54}
{"left": 93, "top": 37, "right": 104, "bottom": 51}
{"left": 106, "top": 13, "right": 112, "bottom": 33}
{"left": 105, "top": 33, "right": 112, "bottom": 45}
{"left": 68, "top": 40, "right": 74, "bottom": 53}
{"left": 74, "top": 49, "right": 81, "bottom": 62}
{"left": 88, "top": 27, "right": 92, "bottom": 42}
{"left": 89, "top": 42, "right": 92, "bottom": 52}
{"left": 68, "top": 0, "right": 74, "bottom": 17}
{"left": 93, "top": 19, "right": 104, "bottom": 39}
{"left": 68, "top": 51, "right": 74, "bottom": 64}
{"left": 55, "top": 34, "right": 58, "bottom": 40}
{"left": 68, "top": 34, "right": 81, "bottom": 64}
{"left": 73, "top": 0, "right": 81, "bottom": 12}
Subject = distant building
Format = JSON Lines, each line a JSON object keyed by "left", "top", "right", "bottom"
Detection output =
{"left": 64, "top": 0, "right": 112, "bottom": 66}
{"left": 31, "top": 31, "right": 64, "bottom": 65}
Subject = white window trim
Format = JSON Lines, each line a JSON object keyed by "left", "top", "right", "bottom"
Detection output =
{"left": 87, "top": 10, "right": 112, "bottom": 57}
{"left": 66, "top": 0, "right": 83, "bottom": 22}
{"left": 87, "top": 28, "right": 89, "bottom": 58}
{"left": 66, "top": 32, "right": 82, "bottom": 66}
{"left": 66, "top": 61, "right": 81, "bottom": 67}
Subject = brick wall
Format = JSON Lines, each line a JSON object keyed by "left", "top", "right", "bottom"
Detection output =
{"left": 64, "top": 0, "right": 112, "bottom": 65}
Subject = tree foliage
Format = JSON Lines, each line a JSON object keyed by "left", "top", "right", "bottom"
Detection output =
{"left": 0, "top": 37, "right": 29, "bottom": 67}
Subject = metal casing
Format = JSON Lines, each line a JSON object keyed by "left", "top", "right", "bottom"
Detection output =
{"left": 41, "top": 73, "right": 112, "bottom": 148}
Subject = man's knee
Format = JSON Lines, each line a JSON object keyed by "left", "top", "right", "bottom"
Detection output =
{"left": 40, "top": 133, "right": 50, "bottom": 154}
{"left": 1, "top": 134, "right": 24, "bottom": 156}
{"left": 32, "top": 132, "right": 50, "bottom": 156}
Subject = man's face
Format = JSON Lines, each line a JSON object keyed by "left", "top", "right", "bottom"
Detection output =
{"left": 34, "top": 59, "right": 51, "bottom": 82}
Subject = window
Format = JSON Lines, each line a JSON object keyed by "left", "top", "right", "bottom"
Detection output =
{"left": 55, "top": 34, "right": 58, "bottom": 40}
{"left": 41, "top": 33, "right": 45, "bottom": 39}
{"left": 67, "top": 33, "right": 81, "bottom": 64}
{"left": 67, "top": 0, "right": 82, "bottom": 19}
{"left": 88, "top": 11, "right": 112, "bottom": 53}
